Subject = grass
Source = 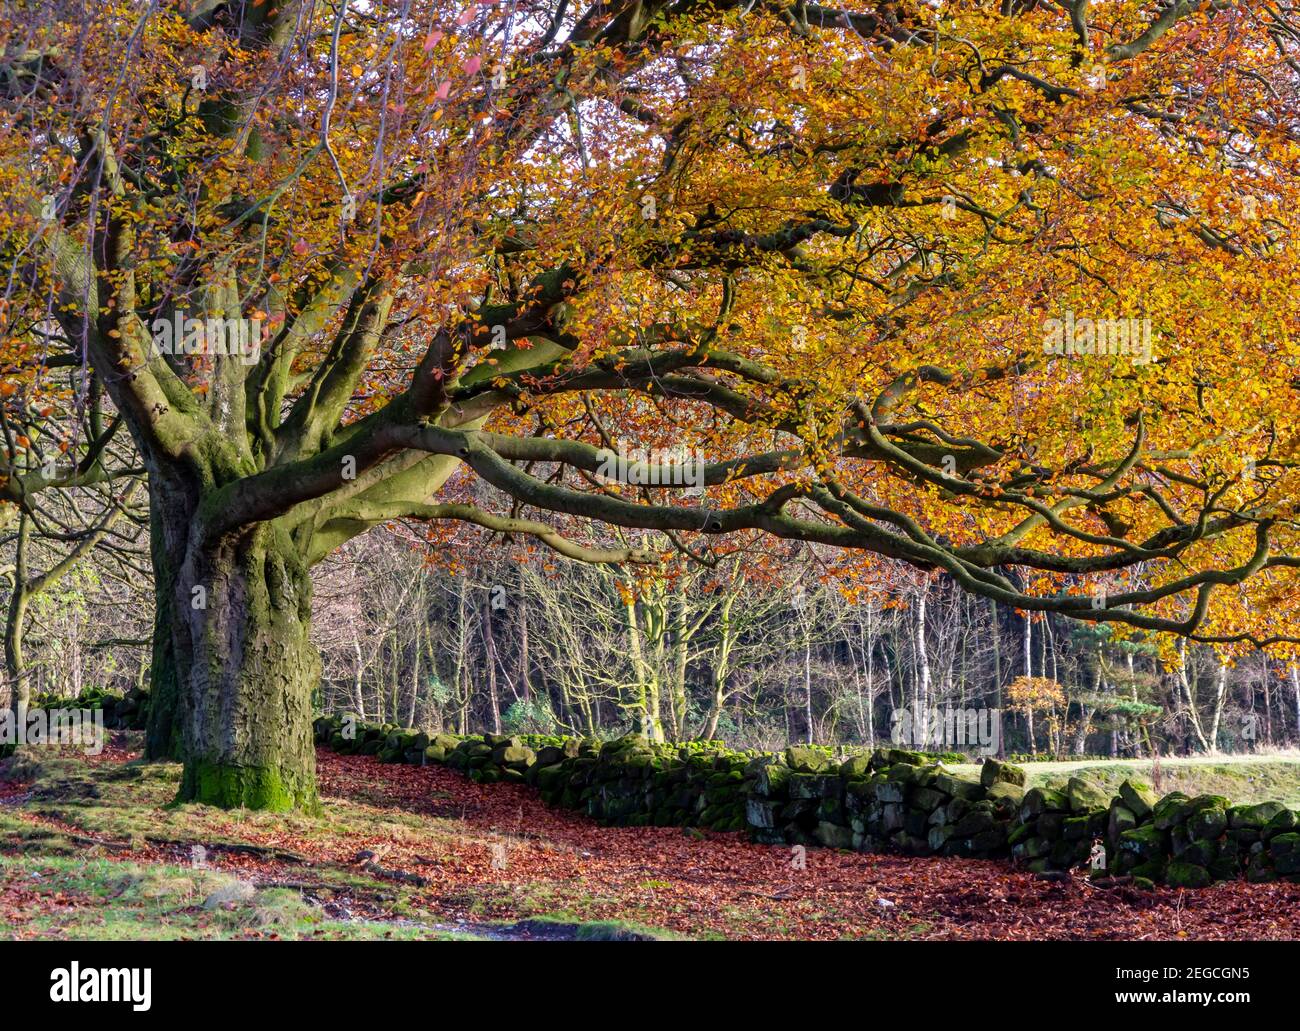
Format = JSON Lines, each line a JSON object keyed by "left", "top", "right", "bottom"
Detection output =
{"left": 950, "top": 752, "right": 1300, "bottom": 807}
{"left": 0, "top": 852, "right": 468, "bottom": 940}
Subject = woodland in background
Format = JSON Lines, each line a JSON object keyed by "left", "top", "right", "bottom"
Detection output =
{"left": 4, "top": 502, "right": 1298, "bottom": 759}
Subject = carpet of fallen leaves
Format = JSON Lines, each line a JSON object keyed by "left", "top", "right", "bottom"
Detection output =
{"left": 315, "top": 751, "right": 1300, "bottom": 940}
{"left": 7, "top": 745, "right": 1300, "bottom": 940}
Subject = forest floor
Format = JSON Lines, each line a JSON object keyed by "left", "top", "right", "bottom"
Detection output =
{"left": 3, "top": 740, "right": 1300, "bottom": 941}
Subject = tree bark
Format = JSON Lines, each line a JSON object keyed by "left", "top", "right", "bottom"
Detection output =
{"left": 145, "top": 492, "right": 184, "bottom": 760}
{"left": 171, "top": 518, "right": 320, "bottom": 811}
{"left": 3, "top": 510, "right": 31, "bottom": 716}
{"left": 1291, "top": 665, "right": 1300, "bottom": 743}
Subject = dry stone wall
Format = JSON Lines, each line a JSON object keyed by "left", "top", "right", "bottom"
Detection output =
{"left": 312, "top": 715, "right": 1300, "bottom": 888}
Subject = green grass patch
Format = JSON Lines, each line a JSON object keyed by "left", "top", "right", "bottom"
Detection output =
{"left": 1029, "top": 759, "right": 1300, "bottom": 807}
{"left": 0, "top": 853, "right": 470, "bottom": 940}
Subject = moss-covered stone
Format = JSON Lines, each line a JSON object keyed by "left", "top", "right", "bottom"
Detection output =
{"left": 1037, "top": 812, "right": 1066, "bottom": 840}
{"left": 492, "top": 744, "right": 536, "bottom": 767}
{"left": 1245, "top": 854, "right": 1278, "bottom": 883}
{"left": 933, "top": 772, "right": 983, "bottom": 800}
{"left": 953, "top": 809, "right": 997, "bottom": 837}
{"left": 1165, "top": 861, "right": 1211, "bottom": 889}
{"left": 1107, "top": 803, "right": 1136, "bottom": 842}
{"left": 1020, "top": 787, "right": 1069, "bottom": 819}
{"left": 1129, "top": 858, "right": 1167, "bottom": 881}
{"left": 1228, "top": 801, "right": 1287, "bottom": 829}
{"left": 788, "top": 773, "right": 841, "bottom": 800}
{"left": 1152, "top": 792, "right": 1192, "bottom": 830}
{"left": 1187, "top": 805, "right": 1227, "bottom": 842}
{"left": 1118, "top": 779, "right": 1158, "bottom": 821}
{"left": 875, "top": 781, "right": 906, "bottom": 804}
{"left": 984, "top": 781, "right": 1025, "bottom": 807}
{"left": 1063, "top": 815, "right": 1091, "bottom": 841}
{"left": 910, "top": 786, "right": 949, "bottom": 811}
{"left": 873, "top": 747, "right": 926, "bottom": 768}
{"left": 1012, "top": 836, "right": 1049, "bottom": 860}
{"left": 979, "top": 758, "right": 1026, "bottom": 788}
{"left": 1263, "top": 809, "right": 1297, "bottom": 840}
{"left": 784, "top": 745, "right": 832, "bottom": 773}
{"left": 1066, "top": 776, "right": 1109, "bottom": 813}
{"left": 1270, "top": 832, "right": 1300, "bottom": 875}
{"left": 971, "top": 827, "right": 1007, "bottom": 853}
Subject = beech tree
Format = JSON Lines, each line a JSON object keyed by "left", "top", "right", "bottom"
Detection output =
{"left": 3, "top": 0, "right": 1300, "bottom": 809}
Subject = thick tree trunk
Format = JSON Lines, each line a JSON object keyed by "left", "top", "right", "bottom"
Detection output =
{"left": 171, "top": 518, "right": 320, "bottom": 811}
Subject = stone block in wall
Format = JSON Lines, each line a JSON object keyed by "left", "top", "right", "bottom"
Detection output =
{"left": 751, "top": 760, "right": 790, "bottom": 799}
{"left": 953, "top": 807, "right": 997, "bottom": 837}
{"left": 879, "top": 803, "right": 906, "bottom": 833}
{"left": 899, "top": 832, "right": 931, "bottom": 855}
{"left": 1118, "top": 779, "right": 1158, "bottom": 820}
{"left": 933, "top": 772, "right": 983, "bottom": 800}
{"left": 789, "top": 773, "right": 841, "bottom": 799}
{"left": 1246, "top": 851, "right": 1277, "bottom": 883}
{"left": 985, "top": 781, "right": 1025, "bottom": 808}
{"left": 1118, "top": 823, "right": 1168, "bottom": 860}
{"left": 979, "top": 758, "right": 1026, "bottom": 788}
{"left": 904, "top": 809, "right": 929, "bottom": 837}
{"left": 818, "top": 797, "right": 846, "bottom": 824}
{"left": 1037, "top": 813, "right": 1066, "bottom": 840}
{"left": 815, "top": 821, "right": 854, "bottom": 849}
{"left": 910, "top": 786, "right": 948, "bottom": 812}
{"left": 1272, "top": 832, "right": 1300, "bottom": 875}
{"left": 491, "top": 744, "right": 536, "bottom": 767}
{"left": 876, "top": 781, "right": 906, "bottom": 804}
{"left": 746, "top": 798, "right": 782, "bottom": 829}
{"left": 971, "top": 826, "right": 1007, "bottom": 853}
{"left": 784, "top": 745, "right": 833, "bottom": 773}
{"left": 843, "top": 779, "right": 875, "bottom": 815}
{"left": 1263, "top": 809, "right": 1297, "bottom": 841}
{"left": 1152, "top": 791, "right": 1193, "bottom": 829}
{"left": 1166, "top": 860, "right": 1212, "bottom": 888}
{"left": 1062, "top": 815, "right": 1092, "bottom": 841}
{"left": 1107, "top": 802, "right": 1136, "bottom": 843}
{"left": 1020, "top": 786, "right": 1069, "bottom": 819}
{"left": 1188, "top": 805, "right": 1228, "bottom": 842}
{"left": 1011, "top": 835, "right": 1049, "bottom": 859}
{"left": 1066, "top": 777, "right": 1108, "bottom": 813}
{"left": 872, "top": 747, "right": 926, "bottom": 768}
{"left": 1228, "top": 800, "right": 1286, "bottom": 830}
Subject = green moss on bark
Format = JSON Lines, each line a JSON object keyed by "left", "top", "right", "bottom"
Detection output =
{"left": 179, "top": 759, "right": 318, "bottom": 813}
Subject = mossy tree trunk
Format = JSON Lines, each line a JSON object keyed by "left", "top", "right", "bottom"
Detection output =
{"left": 171, "top": 517, "right": 321, "bottom": 812}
